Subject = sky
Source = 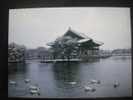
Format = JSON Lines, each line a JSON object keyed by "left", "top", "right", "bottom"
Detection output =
{"left": 9, "top": 7, "right": 131, "bottom": 50}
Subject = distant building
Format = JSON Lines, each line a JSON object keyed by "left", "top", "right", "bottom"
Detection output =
{"left": 25, "top": 47, "right": 53, "bottom": 60}
{"left": 112, "top": 48, "right": 131, "bottom": 56}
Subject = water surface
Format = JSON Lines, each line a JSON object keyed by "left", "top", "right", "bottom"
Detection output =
{"left": 8, "top": 56, "right": 132, "bottom": 98}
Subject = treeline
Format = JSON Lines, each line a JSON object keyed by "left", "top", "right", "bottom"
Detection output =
{"left": 8, "top": 36, "right": 80, "bottom": 62}
{"left": 111, "top": 48, "right": 131, "bottom": 56}
{"left": 8, "top": 43, "right": 26, "bottom": 62}
{"left": 8, "top": 41, "right": 131, "bottom": 63}
{"left": 25, "top": 47, "right": 52, "bottom": 60}
{"left": 8, "top": 43, "right": 52, "bottom": 62}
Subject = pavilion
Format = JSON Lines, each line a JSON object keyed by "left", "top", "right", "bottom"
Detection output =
{"left": 47, "top": 27, "right": 103, "bottom": 60}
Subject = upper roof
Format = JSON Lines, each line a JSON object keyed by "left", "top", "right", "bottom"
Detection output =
{"left": 47, "top": 27, "right": 103, "bottom": 46}
{"left": 78, "top": 38, "right": 91, "bottom": 43}
{"left": 64, "top": 28, "right": 103, "bottom": 46}
{"left": 64, "top": 28, "right": 91, "bottom": 39}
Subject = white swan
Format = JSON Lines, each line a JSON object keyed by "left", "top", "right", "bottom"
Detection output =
{"left": 24, "top": 79, "right": 31, "bottom": 83}
{"left": 9, "top": 80, "right": 16, "bottom": 85}
{"left": 84, "top": 86, "right": 96, "bottom": 92}
{"left": 29, "top": 85, "right": 39, "bottom": 90}
{"left": 29, "top": 85, "right": 40, "bottom": 95}
{"left": 113, "top": 82, "right": 120, "bottom": 88}
{"left": 69, "top": 82, "right": 77, "bottom": 85}
{"left": 30, "top": 89, "right": 40, "bottom": 95}
{"left": 88, "top": 80, "right": 100, "bottom": 84}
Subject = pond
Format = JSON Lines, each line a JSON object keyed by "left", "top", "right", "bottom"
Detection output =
{"left": 8, "top": 56, "right": 132, "bottom": 98}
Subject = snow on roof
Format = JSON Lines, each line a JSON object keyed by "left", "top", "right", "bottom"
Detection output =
{"left": 77, "top": 38, "right": 91, "bottom": 43}
{"left": 69, "top": 29, "right": 103, "bottom": 45}
{"left": 69, "top": 29, "right": 91, "bottom": 39}
{"left": 47, "top": 28, "right": 103, "bottom": 46}
{"left": 46, "top": 42, "right": 54, "bottom": 46}
{"left": 77, "top": 38, "right": 103, "bottom": 46}
{"left": 93, "top": 40, "right": 104, "bottom": 45}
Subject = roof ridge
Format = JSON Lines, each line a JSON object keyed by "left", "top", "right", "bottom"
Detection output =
{"left": 68, "top": 28, "right": 90, "bottom": 39}
{"left": 93, "top": 40, "right": 104, "bottom": 45}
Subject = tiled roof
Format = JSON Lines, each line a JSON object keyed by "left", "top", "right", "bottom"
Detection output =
{"left": 77, "top": 38, "right": 91, "bottom": 43}
{"left": 68, "top": 28, "right": 103, "bottom": 46}
{"left": 68, "top": 28, "right": 91, "bottom": 39}
{"left": 93, "top": 40, "right": 104, "bottom": 45}
{"left": 47, "top": 28, "right": 103, "bottom": 46}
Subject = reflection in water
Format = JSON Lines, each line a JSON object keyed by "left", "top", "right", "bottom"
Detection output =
{"left": 111, "top": 56, "right": 131, "bottom": 61}
{"left": 52, "top": 58, "right": 100, "bottom": 84}
{"left": 8, "top": 63, "right": 27, "bottom": 75}
{"left": 52, "top": 62, "right": 82, "bottom": 97}
{"left": 51, "top": 59, "right": 101, "bottom": 97}
{"left": 52, "top": 62, "right": 80, "bottom": 88}
{"left": 8, "top": 56, "right": 132, "bottom": 98}
{"left": 8, "top": 63, "right": 29, "bottom": 97}
{"left": 85, "top": 58, "right": 100, "bottom": 62}
{"left": 53, "top": 62, "right": 80, "bottom": 82}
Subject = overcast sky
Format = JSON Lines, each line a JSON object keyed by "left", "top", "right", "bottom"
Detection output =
{"left": 9, "top": 7, "right": 131, "bottom": 50}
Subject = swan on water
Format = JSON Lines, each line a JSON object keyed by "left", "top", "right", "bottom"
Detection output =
{"left": 9, "top": 80, "right": 17, "bottom": 85}
{"left": 30, "top": 89, "right": 40, "bottom": 95}
{"left": 29, "top": 85, "right": 39, "bottom": 90}
{"left": 84, "top": 86, "right": 96, "bottom": 92}
{"left": 113, "top": 82, "right": 120, "bottom": 88}
{"left": 29, "top": 85, "right": 40, "bottom": 95}
{"left": 69, "top": 82, "right": 77, "bottom": 85}
{"left": 88, "top": 80, "right": 100, "bottom": 84}
{"left": 24, "top": 79, "right": 31, "bottom": 83}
